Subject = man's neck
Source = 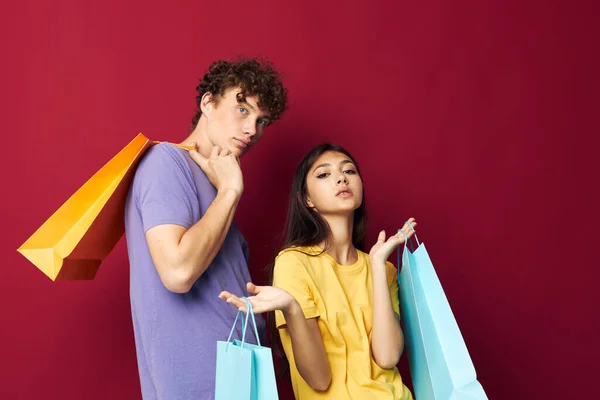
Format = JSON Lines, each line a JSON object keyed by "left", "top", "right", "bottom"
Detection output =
{"left": 180, "top": 118, "right": 212, "bottom": 158}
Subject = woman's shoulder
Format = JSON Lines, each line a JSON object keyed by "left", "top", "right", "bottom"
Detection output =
{"left": 276, "top": 245, "right": 322, "bottom": 261}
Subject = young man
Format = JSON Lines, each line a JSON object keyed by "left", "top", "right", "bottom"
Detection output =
{"left": 124, "top": 58, "right": 288, "bottom": 399}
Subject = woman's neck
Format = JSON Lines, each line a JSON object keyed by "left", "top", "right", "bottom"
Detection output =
{"left": 318, "top": 214, "right": 357, "bottom": 265}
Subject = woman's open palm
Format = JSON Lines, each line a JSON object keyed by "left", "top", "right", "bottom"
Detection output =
{"left": 219, "top": 282, "right": 294, "bottom": 314}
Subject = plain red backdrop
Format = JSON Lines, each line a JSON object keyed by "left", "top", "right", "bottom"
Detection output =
{"left": 1, "top": 0, "right": 598, "bottom": 399}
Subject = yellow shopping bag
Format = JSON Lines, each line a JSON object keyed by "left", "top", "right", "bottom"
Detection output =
{"left": 17, "top": 133, "right": 194, "bottom": 281}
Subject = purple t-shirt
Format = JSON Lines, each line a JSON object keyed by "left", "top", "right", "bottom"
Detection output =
{"left": 124, "top": 143, "right": 264, "bottom": 400}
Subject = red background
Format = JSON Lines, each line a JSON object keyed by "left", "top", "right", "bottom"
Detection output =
{"left": 2, "top": 0, "right": 598, "bottom": 399}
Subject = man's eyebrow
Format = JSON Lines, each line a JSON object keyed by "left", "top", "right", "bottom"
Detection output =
{"left": 239, "top": 99, "right": 256, "bottom": 111}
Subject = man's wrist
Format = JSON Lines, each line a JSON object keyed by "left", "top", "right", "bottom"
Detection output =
{"left": 218, "top": 187, "right": 243, "bottom": 201}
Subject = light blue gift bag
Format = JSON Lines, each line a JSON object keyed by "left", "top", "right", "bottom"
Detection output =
{"left": 215, "top": 298, "right": 279, "bottom": 400}
{"left": 398, "top": 224, "right": 487, "bottom": 400}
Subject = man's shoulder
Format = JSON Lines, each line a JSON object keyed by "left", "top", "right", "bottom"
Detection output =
{"left": 139, "top": 142, "right": 188, "bottom": 169}
{"left": 133, "top": 143, "right": 194, "bottom": 183}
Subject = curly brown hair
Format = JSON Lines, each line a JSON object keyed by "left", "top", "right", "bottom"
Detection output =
{"left": 190, "top": 58, "right": 288, "bottom": 128}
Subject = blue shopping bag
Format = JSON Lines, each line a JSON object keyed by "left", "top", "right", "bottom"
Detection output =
{"left": 215, "top": 297, "right": 279, "bottom": 400}
{"left": 398, "top": 225, "right": 487, "bottom": 400}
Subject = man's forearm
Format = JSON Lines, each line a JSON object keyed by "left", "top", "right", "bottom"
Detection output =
{"left": 175, "top": 188, "right": 241, "bottom": 286}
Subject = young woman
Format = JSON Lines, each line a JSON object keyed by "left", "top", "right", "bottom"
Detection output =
{"left": 219, "top": 143, "right": 416, "bottom": 399}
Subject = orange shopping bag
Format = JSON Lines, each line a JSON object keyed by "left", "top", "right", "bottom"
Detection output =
{"left": 17, "top": 133, "right": 194, "bottom": 281}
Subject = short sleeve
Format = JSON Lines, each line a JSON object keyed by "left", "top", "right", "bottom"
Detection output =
{"left": 134, "top": 145, "right": 197, "bottom": 233}
{"left": 273, "top": 250, "right": 320, "bottom": 328}
{"left": 386, "top": 261, "right": 401, "bottom": 318}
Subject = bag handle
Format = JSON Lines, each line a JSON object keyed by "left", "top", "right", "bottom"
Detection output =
{"left": 405, "top": 220, "right": 420, "bottom": 247}
{"left": 152, "top": 140, "right": 196, "bottom": 151}
{"left": 225, "top": 303, "right": 250, "bottom": 351}
{"left": 225, "top": 297, "right": 261, "bottom": 350}
{"left": 398, "top": 230, "right": 409, "bottom": 272}
{"left": 246, "top": 298, "right": 262, "bottom": 347}
{"left": 397, "top": 220, "right": 420, "bottom": 270}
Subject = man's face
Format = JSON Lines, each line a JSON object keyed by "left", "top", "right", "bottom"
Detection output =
{"left": 202, "top": 87, "right": 272, "bottom": 157}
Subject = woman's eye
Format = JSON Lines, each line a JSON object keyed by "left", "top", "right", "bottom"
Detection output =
{"left": 344, "top": 170, "right": 356, "bottom": 175}
{"left": 317, "top": 173, "right": 329, "bottom": 179}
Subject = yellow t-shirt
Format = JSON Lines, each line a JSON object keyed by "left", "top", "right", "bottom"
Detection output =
{"left": 273, "top": 246, "right": 413, "bottom": 400}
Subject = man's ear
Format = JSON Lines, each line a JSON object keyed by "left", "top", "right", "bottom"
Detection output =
{"left": 200, "top": 92, "right": 215, "bottom": 116}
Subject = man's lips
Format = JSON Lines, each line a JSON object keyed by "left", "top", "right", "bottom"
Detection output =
{"left": 233, "top": 138, "right": 251, "bottom": 148}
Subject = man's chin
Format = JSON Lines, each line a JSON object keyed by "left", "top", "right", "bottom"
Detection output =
{"left": 229, "top": 146, "right": 245, "bottom": 157}
{"left": 217, "top": 143, "right": 241, "bottom": 156}
{"left": 229, "top": 144, "right": 250, "bottom": 157}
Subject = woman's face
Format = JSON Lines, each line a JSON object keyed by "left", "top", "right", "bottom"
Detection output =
{"left": 305, "top": 151, "right": 364, "bottom": 215}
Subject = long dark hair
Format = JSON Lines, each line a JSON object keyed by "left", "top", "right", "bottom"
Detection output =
{"left": 266, "top": 143, "right": 368, "bottom": 380}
